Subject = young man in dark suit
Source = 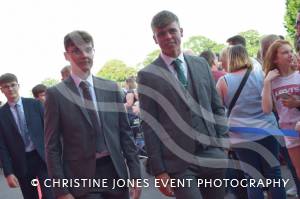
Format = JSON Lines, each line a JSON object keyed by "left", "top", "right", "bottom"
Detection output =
{"left": 137, "top": 10, "right": 229, "bottom": 199}
{"left": 0, "top": 73, "right": 53, "bottom": 199}
{"left": 44, "top": 30, "right": 141, "bottom": 199}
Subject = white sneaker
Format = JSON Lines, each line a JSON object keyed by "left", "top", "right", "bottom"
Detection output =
{"left": 286, "top": 185, "right": 297, "bottom": 197}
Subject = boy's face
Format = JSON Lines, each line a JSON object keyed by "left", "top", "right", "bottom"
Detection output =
{"left": 37, "top": 92, "right": 46, "bottom": 104}
{"left": 153, "top": 21, "right": 183, "bottom": 58}
{"left": 64, "top": 42, "right": 94, "bottom": 74}
{"left": 0, "top": 81, "right": 20, "bottom": 102}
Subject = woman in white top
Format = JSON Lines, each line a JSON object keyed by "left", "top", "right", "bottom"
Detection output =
{"left": 217, "top": 45, "right": 285, "bottom": 199}
{"left": 262, "top": 39, "right": 300, "bottom": 180}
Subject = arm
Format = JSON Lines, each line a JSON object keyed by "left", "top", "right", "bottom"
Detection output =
{"left": 261, "top": 80, "right": 273, "bottom": 113}
{"left": 0, "top": 122, "right": 14, "bottom": 177}
{"left": 137, "top": 71, "right": 174, "bottom": 197}
{"left": 137, "top": 71, "right": 166, "bottom": 176}
{"left": 216, "top": 76, "right": 228, "bottom": 106}
{"left": 0, "top": 121, "right": 20, "bottom": 188}
{"left": 44, "top": 88, "right": 70, "bottom": 197}
{"left": 124, "top": 92, "right": 135, "bottom": 108}
{"left": 262, "top": 69, "right": 280, "bottom": 113}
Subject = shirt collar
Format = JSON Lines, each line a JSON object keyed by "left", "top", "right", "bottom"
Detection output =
{"left": 8, "top": 97, "right": 22, "bottom": 108}
{"left": 71, "top": 73, "right": 94, "bottom": 88}
{"left": 160, "top": 52, "right": 185, "bottom": 67}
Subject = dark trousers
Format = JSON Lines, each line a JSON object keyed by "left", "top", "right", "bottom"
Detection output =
{"left": 234, "top": 136, "right": 286, "bottom": 199}
{"left": 18, "top": 150, "right": 53, "bottom": 199}
{"left": 169, "top": 166, "right": 226, "bottom": 199}
{"left": 77, "top": 156, "right": 129, "bottom": 199}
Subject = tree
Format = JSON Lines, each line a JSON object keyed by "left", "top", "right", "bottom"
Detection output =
{"left": 142, "top": 49, "right": 160, "bottom": 67}
{"left": 96, "top": 59, "right": 137, "bottom": 82}
{"left": 41, "top": 78, "right": 59, "bottom": 87}
{"left": 284, "top": 0, "right": 300, "bottom": 40}
{"left": 183, "top": 35, "right": 225, "bottom": 55}
{"left": 239, "top": 30, "right": 261, "bottom": 57}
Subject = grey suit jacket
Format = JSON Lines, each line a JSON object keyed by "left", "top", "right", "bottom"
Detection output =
{"left": 137, "top": 54, "right": 228, "bottom": 176}
{"left": 44, "top": 76, "right": 140, "bottom": 198}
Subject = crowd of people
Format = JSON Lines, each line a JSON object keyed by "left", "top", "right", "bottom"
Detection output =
{"left": 0, "top": 9, "right": 300, "bottom": 199}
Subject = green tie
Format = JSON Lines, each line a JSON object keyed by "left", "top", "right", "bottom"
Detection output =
{"left": 172, "top": 58, "right": 188, "bottom": 88}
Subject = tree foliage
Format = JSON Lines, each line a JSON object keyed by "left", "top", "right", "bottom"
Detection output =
{"left": 41, "top": 78, "right": 59, "bottom": 87}
{"left": 284, "top": 0, "right": 300, "bottom": 39}
{"left": 183, "top": 35, "right": 225, "bottom": 55}
{"left": 239, "top": 30, "right": 261, "bottom": 57}
{"left": 142, "top": 49, "right": 160, "bottom": 67}
{"left": 96, "top": 59, "right": 137, "bottom": 82}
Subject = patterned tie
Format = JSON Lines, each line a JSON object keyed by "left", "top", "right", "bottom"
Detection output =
{"left": 79, "top": 81, "right": 106, "bottom": 153}
{"left": 14, "top": 104, "right": 31, "bottom": 148}
{"left": 172, "top": 58, "right": 188, "bottom": 88}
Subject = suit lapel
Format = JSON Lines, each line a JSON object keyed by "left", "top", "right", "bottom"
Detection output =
{"left": 184, "top": 55, "right": 208, "bottom": 119}
{"left": 92, "top": 76, "right": 104, "bottom": 127}
{"left": 3, "top": 103, "right": 19, "bottom": 133}
{"left": 184, "top": 55, "right": 206, "bottom": 105}
{"left": 154, "top": 56, "right": 203, "bottom": 108}
{"left": 153, "top": 56, "right": 188, "bottom": 100}
{"left": 63, "top": 77, "right": 93, "bottom": 127}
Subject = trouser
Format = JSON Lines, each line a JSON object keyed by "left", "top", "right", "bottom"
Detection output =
{"left": 170, "top": 166, "right": 226, "bottom": 199}
{"left": 77, "top": 156, "right": 129, "bottom": 199}
{"left": 234, "top": 136, "right": 286, "bottom": 199}
{"left": 19, "top": 150, "right": 53, "bottom": 199}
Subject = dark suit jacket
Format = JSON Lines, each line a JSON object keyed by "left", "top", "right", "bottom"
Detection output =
{"left": 44, "top": 76, "right": 141, "bottom": 198}
{"left": 0, "top": 98, "right": 46, "bottom": 177}
{"left": 137, "top": 55, "right": 228, "bottom": 176}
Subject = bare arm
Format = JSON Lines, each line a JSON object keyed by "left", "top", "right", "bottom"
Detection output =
{"left": 124, "top": 92, "right": 135, "bottom": 108}
{"left": 262, "top": 69, "right": 280, "bottom": 113}
{"left": 216, "top": 76, "right": 227, "bottom": 106}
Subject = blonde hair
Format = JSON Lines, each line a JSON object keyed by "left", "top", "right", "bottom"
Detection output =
{"left": 263, "top": 39, "right": 292, "bottom": 75}
{"left": 228, "top": 45, "right": 252, "bottom": 72}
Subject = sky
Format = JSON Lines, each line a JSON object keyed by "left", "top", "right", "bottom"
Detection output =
{"left": 0, "top": 0, "right": 287, "bottom": 102}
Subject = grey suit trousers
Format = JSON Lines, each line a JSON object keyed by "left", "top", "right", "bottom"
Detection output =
{"left": 76, "top": 156, "right": 129, "bottom": 199}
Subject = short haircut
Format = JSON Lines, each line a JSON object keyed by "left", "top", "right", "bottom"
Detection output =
{"left": 61, "top": 65, "right": 71, "bottom": 74}
{"left": 0, "top": 73, "right": 18, "bottom": 85}
{"left": 32, "top": 84, "right": 47, "bottom": 98}
{"left": 227, "top": 35, "right": 246, "bottom": 47}
{"left": 199, "top": 50, "right": 217, "bottom": 67}
{"left": 260, "top": 34, "right": 280, "bottom": 60}
{"left": 228, "top": 45, "right": 252, "bottom": 72}
{"left": 64, "top": 30, "right": 94, "bottom": 51}
{"left": 151, "top": 10, "right": 180, "bottom": 30}
{"left": 126, "top": 76, "right": 135, "bottom": 83}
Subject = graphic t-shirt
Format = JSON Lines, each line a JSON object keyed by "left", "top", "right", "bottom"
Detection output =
{"left": 271, "top": 71, "right": 300, "bottom": 148}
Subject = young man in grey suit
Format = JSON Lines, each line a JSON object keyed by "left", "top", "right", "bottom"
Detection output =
{"left": 137, "top": 10, "right": 229, "bottom": 199}
{"left": 44, "top": 31, "right": 141, "bottom": 199}
{"left": 0, "top": 73, "right": 53, "bottom": 199}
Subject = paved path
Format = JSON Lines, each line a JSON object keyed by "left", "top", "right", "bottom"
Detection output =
{"left": 0, "top": 162, "right": 298, "bottom": 199}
